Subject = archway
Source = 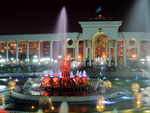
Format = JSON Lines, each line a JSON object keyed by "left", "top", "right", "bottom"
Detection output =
{"left": 92, "top": 32, "right": 108, "bottom": 66}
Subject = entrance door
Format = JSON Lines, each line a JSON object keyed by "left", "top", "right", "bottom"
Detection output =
{"left": 92, "top": 33, "right": 108, "bottom": 66}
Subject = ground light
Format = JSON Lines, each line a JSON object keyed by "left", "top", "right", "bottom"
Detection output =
{"left": 96, "top": 97, "right": 105, "bottom": 112}
{"left": 8, "top": 81, "right": 16, "bottom": 92}
{"left": 134, "top": 92, "right": 143, "bottom": 108}
{"left": 0, "top": 94, "right": 5, "bottom": 106}
{"left": 31, "top": 105, "right": 35, "bottom": 109}
{"left": 104, "top": 80, "right": 112, "bottom": 88}
{"left": 39, "top": 97, "right": 54, "bottom": 112}
{"left": 145, "top": 110, "right": 150, "bottom": 113}
{"left": 147, "top": 87, "right": 150, "bottom": 97}
{"left": 132, "top": 83, "right": 140, "bottom": 93}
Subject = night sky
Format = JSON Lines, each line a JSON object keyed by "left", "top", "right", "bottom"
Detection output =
{"left": 0, "top": 0, "right": 136, "bottom": 35}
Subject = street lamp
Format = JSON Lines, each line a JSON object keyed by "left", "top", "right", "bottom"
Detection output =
{"left": 34, "top": 55, "right": 38, "bottom": 59}
{"left": 140, "top": 58, "right": 145, "bottom": 65}
{"left": 0, "top": 58, "right": 6, "bottom": 63}
{"left": 33, "top": 59, "right": 38, "bottom": 63}
{"left": 58, "top": 55, "right": 62, "bottom": 59}
{"left": 54, "top": 60, "right": 58, "bottom": 63}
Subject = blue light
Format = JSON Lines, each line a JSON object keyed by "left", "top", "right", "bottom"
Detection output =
{"left": 96, "top": 6, "right": 102, "bottom": 13}
{"left": 121, "top": 96, "right": 134, "bottom": 100}
{"left": 114, "top": 78, "right": 120, "bottom": 81}
{"left": 125, "top": 79, "right": 130, "bottom": 82}
{"left": 101, "top": 101, "right": 116, "bottom": 105}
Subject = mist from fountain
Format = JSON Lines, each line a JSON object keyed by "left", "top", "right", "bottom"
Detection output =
{"left": 59, "top": 101, "right": 69, "bottom": 113}
{"left": 37, "top": 109, "right": 43, "bottom": 113}
{"left": 125, "top": 0, "right": 150, "bottom": 32}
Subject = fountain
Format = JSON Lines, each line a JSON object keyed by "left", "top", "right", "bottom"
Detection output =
{"left": 54, "top": 6, "right": 67, "bottom": 58}
{"left": 10, "top": 56, "right": 133, "bottom": 103}
{"left": 37, "top": 109, "right": 43, "bottom": 113}
{"left": 40, "top": 57, "right": 88, "bottom": 95}
{"left": 59, "top": 101, "right": 69, "bottom": 113}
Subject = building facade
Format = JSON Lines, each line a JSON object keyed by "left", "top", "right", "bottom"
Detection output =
{"left": 0, "top": 21, "right": 150, "bottom": 67}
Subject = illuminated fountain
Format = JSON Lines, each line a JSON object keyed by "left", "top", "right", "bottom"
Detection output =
{"left": 41, "top": 57, "right": 88, "bottom": 95}
{"left": 59, "top": 101, "right": 69, "bottom": 113}
{"left": 11, "top": 56, "right": 133, "bottom": 103}
{"left": 10, "top": 58, "right": 133, "bottom": 103}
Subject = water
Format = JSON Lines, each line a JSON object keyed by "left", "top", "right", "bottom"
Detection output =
{"left": 59, "top": 102, "right": 69, "bottom": 113}
{"left": 54, "top": 7, "right": 67, "bottom": 57}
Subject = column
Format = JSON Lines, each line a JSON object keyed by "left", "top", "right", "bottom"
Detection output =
{"left": 16, "top": 41, "right": 18, "bottom": 64}
{"left": 138, "top": 41, "right": 141, "bottom": 66}
{"left": 108, "top": 42, "right": 111, "bottom": 67}
{"left": 123, "top": 40, "right": 127, "bottom": 66}
{"left": 38, "top": 41, "right": 40, "bottom": 63}
{"left": 83, "top": 40, "right": 86, "bottom": 66}
{"left": 89, "top": 40, "right": 92, "bottom": 67}
{"left": 114, "top": 41, "right": 118, "bottom": 67}
{"left": 75, "top": 40, "right": 79, "bottom": 60}
{"left": 147, "top": 42, "right": 149, "bottom": 56}
{"left": 50, "top": 40, "right": 53, "bottom": 60}
{"left": 6, "top": 41, "right": 9, "bottom": 64}
{"left": 26, "top": 41, "right": 29, "bottom": 62}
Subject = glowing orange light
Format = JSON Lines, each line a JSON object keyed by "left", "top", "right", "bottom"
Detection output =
{"left": 31, "top": 105, "right": 35, "bottom": 109}
{"left": 44, "top": 109, "right": 49, "bottom": 112}
{"left": 132, "top": 55, "right": 137, "bottom": 58}
{"left": 67, "top": 55, "right": 70, "bottom": 59}
{"left": 102, "top": 55, "right": 106, "bottom": 58}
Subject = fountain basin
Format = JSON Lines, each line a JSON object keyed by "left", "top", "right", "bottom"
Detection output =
{"left": 10, "top": 85, "right": 132, "bottom": 104}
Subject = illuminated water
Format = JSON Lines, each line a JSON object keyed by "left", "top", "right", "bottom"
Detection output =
{"left": 54, "top": 6, "right": 67, "bottom": 57}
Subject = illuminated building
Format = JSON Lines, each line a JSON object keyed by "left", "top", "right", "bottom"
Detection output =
{"left": 0, "top": 21, "right": 149, "bottom": 67}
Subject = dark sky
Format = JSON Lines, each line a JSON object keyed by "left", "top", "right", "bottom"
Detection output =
{"left": 0, "top": 0, "right": 135, "bottom": 35}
